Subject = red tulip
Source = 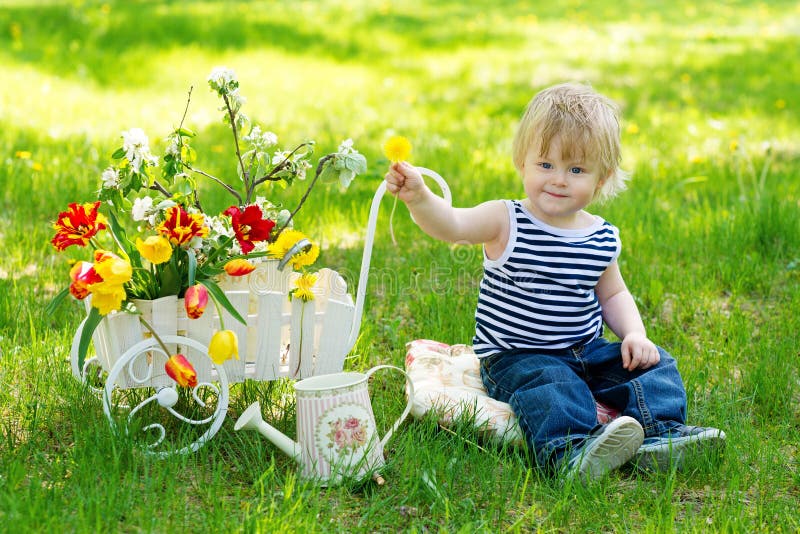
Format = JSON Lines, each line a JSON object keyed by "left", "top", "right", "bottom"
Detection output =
{"left": 184, "top": 283, "right": 209, "bottom": 319}
{"left": 157, "top": 206, "right": 208, "bottom": 246}
{"left": 223, "top": 205, "right": 275, "bottom": 254}
{"left": 51, "top": 201, "right": 108, "bottom": 251}
{"left": 165, "top": 354, "right": 198, "bottom": 388}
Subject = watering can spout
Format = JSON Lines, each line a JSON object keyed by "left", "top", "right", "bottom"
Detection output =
{"left": 234, "top": 401, "right": 302, "bottom": 463}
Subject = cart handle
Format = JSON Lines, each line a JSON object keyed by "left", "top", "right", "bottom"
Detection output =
{"left": 344, "top": 168, "right": 451, "bottom": 355}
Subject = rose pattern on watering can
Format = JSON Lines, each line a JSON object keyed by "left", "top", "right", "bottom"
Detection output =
{"left": 324, "top": 410, "right": 370, "bottom": 454}
{"left": 234, "top": 365, "right": 415, "bottom": 485}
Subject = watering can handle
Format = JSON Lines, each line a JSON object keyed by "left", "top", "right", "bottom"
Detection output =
{"left": 364, "top": 364, "right": 416, "bottom": 449}
{"left": 345, "top": 168, "right": 452, "bottom": 354}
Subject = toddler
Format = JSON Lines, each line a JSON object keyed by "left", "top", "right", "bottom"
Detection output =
{"left": 385, "top": 82, "right": 725, "bottom": 481}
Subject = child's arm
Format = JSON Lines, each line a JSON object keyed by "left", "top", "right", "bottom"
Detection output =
{"left": 385, "top": 162, "right": 507, "bottom": 249}
{"left": 596, "top": 261, "right": 661, "bottom": 371}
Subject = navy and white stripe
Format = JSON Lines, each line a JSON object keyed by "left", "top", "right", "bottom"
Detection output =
{"left": 473, "top": 200, "right": 621, "bottom": 356}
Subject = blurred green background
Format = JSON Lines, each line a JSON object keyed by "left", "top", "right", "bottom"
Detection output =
{"left": 1, "top": 1, "right": 799, "bottom": 531}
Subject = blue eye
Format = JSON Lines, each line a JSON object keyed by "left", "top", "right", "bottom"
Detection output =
{"left": 540, "top": 162, "right": 553, "bottom": 169}
{"left": 570, "top": 167, "right": 583, "bottom": 174}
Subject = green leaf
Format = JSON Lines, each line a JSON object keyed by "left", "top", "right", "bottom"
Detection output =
{"left": 338, "top": 169, "right": 356, "bottom": 189}
{"left": 158, "top": 255, "right": 182, "bottom": 297}
{"left": 177, "top": 127, "right": 196, "bottom": 137}
{"left": 77, "top": 307, "right": 104, "bottom": 374}
{"left": 200, "top": 279, "right": 247, "bottom": 326}
{"left": 187, "top": 248, "right": 197, "bottom": 287}
{"left": 106, "top": 210, "right": 141, "bottom": 268}
{"left": 341, "top": 153, "right": 367, "bottom": 174}
{"left": 45, "top": 287, "right": 71, "bottom": 315}
{"left": 111, "top": 147, "right": 126, "bottom": 159}
{"left": 318, "top": 162, "right": 338, "bottom": 185}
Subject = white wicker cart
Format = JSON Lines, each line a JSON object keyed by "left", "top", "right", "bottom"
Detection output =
{"left": 69, "top": 169, "right": 451, "bottom": 457}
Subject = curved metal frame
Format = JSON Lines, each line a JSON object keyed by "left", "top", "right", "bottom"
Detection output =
{"left": 102, "top": 335, "right": 229, "bottom": 458}
{"left": 345, "top": 169, "right": 452, "bottom": 354}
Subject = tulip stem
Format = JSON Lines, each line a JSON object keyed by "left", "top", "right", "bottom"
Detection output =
{"left": 138, "top": 315, "right": 171, "bottom": 355}
{"left": 211, "top": 295, "right": 226, "bottom": 330}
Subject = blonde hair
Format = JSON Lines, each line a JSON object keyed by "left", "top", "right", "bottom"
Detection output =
{"left": 512, "top": 82, "right": 629, "bottom": 203}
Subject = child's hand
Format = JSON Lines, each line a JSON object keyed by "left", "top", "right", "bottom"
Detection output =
{"left": 384, "top": 161, "right": 427, "bottom": 204}
{"left": 621, "top": 332, "right": 660, "bottom": 371}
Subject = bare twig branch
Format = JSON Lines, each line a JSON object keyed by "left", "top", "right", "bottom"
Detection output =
{"left": 222, "top": 93, "right": 248, "bottom": 193}
{"left": 252, "top": 142, "right": 315, "bottom": 188}
{"left": 184, "top": 164, "right": 243, "bottom": 205}
{"left": 178, "top": 86, "right": 193, "bottom": 131}
{"left": 148, "top": 180, "right": 172, "bottom": 198}
{"left": 273, "top": 154, "right": 332, "bottom": 239}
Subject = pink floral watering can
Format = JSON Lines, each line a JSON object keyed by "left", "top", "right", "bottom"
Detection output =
{"left": 234, "top": 365, "right": 414, "bottom": 484}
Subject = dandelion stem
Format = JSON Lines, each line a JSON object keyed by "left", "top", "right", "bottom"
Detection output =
{"left": 388, "top": 194, "right": 400, "bottom": 247}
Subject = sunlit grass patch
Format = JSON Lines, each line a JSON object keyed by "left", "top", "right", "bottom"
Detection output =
{"left": 1, "top": 0, "right": 799, "bottom": 531}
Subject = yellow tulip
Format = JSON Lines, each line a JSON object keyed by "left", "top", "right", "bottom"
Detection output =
{"left": 136, "top": 235, "right": 173, "bottom": 264}
{"left": 92, "top": 250, "right": 133, "bottom": 286}
{"left": 208, "top": 330, "right": 239, "bottom": 364}
{"left": 90, "top": 284, "right": 128, "bottom": 315}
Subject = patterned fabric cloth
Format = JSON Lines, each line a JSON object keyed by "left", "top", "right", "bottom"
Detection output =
{"left": 405, "top": 339, "right": 620, "bottom": 447}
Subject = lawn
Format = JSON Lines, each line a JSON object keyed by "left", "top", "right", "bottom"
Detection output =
{"left": 1, "top": 0, "right": 799, "bottom": 532}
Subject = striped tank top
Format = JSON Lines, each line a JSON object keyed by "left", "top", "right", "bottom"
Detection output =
{"left": 472, "top": 200, "right": 621, "bottom": 356}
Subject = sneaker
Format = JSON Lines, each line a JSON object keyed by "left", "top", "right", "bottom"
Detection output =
{"left": 632, "top": 426, "right": 726, "bottom": 471}
{"left": 565, "top": 416, "right": 644, "bottom": 483}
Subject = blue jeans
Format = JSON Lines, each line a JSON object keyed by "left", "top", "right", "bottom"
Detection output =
{"left": 479, "top": 337, "right": 687, "bottom": 468}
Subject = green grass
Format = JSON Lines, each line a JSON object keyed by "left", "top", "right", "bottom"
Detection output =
{"left": 2, "top": 0, "right": 799, "bottom": 531}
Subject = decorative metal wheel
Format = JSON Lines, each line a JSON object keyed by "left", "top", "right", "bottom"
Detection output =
{"left": 102, "top": 335, "right": 229, "bottom": 458}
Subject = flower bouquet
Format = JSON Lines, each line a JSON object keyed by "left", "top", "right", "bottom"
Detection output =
{"left": 49, "top": 67, "right": 368, "bottom": 385}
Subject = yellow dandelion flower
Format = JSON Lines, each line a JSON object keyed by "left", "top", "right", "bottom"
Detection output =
{"left": 383, "top": 136, "right": 412, "bottom": 163}
{"left": 15, "top": 150, "right": 31, "bottom": 159}
{"left": 625, "top": 123, "right": 639, "bottom": 135}
{"left": 289, "top": 242, "right": 319, "bottom": 269}
{"left": 729, "top": 140, "right": 739, "bottom": 152}
{"left": 292, "top": 272, "right": 318, "bottom": 302}
{"left": 268, "top": 229, "right": 320, "bottom": 269}
{"left": 775, "top": 99, "right": 786, "bottom": 110}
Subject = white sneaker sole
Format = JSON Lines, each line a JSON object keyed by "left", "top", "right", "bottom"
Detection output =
{"left": 633, "top": 428, "right": 727, "bottom": 471}
{"left": 571, "top": 416, "right": 645, "bottom": 482}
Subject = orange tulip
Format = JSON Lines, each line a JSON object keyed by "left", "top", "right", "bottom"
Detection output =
{"left": 165, "top": 354, "right": 198, "bottom": 388}
{"left": 184, "top": 283, "right": 209, "bottom": 319}
{"left": 223, "top": 258, "right": 256, "bottom": 276}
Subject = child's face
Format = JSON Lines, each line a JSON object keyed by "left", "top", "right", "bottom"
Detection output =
{"left": 521, "top": 136, "right": 607, "bottom": 228}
